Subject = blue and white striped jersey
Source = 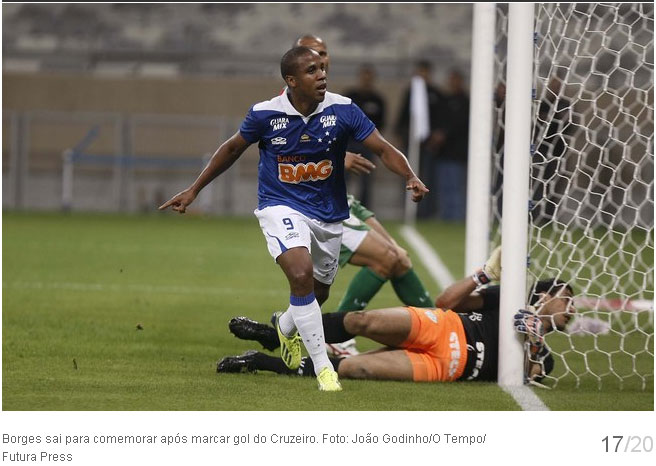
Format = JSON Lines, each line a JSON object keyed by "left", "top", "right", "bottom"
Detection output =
{"left": 240, "top": 91, "right": 376, "bottom": 223}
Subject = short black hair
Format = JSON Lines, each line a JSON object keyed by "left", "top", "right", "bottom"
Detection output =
{"left": 280, "top": 46, "right": 315, "bottom": 80}
{"left": 293, "top": 34, "right": 322, "bottom": 48}
{"left": 528, "top": 278, "right": 574, "bottom": 305}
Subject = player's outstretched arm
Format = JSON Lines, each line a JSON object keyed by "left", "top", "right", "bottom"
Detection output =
{"left": 360, "top": 129, "right": 428, "bottom": 202}
{"left": 434, "top": 246, "right": 502, "bottom": 311}
{"left": 159, "top": 132, "right": 250, "bottom": 213}
{"left": 434, "top": 276, "right": 482, "bottom": 312}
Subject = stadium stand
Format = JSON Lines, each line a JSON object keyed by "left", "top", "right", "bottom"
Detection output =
{"left": 3, "top": 4, "right": 472, "bottom": 78}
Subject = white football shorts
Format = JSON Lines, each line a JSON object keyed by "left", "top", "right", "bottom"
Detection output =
{"left": 254, "top": 205, "right": 343, "bottom": 285}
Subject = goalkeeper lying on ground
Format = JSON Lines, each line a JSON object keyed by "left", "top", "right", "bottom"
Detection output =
{"left": 219, "top": 247, "right": 576, "bottom": 384}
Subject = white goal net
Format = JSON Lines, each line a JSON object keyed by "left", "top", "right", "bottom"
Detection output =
{"left": 492, "top": 3, "right": 653, "bottom": 389}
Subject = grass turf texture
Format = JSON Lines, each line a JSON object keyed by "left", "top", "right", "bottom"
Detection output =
{"left": 2, "top": 212, "right": 653, "bottom": 410}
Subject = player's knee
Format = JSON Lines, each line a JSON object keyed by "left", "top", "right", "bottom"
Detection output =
{"left": 370, "top": 247, "right": 398, "bottom": 278}
{"left": 338, "top": 358, "right": 371, "bottom": 380}
{"left": 286, "top": 267, "right": 315, "bottom": 290}
{"left": 392, "top": 246, "right": 412, "bottom": 276}
{"left": 343, "top": 311, "right": 373, "bottom": 335}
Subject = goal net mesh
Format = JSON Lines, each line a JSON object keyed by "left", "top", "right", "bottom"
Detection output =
{"left": 491, "top": 3, "right": 653, "bottom": 389}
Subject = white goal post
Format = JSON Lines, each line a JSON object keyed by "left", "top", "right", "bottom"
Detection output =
{"left": 467, "top": 3, "right": 654, "bottom": 389}
{"left": 498, "top": 3, "right": 536, "bottom": 387}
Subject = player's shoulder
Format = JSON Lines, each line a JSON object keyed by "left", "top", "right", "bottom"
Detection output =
{"left": 252, "top": 94, "right": 287, "bottom": 114}
{"left": 322, "top": 92, "right": 353, "bottom": 108}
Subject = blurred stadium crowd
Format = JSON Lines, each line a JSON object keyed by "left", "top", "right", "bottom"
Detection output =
{"left": 3, "top": 3, "right": 472, "bottom": 78}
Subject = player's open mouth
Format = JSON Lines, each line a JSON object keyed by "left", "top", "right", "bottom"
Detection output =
{"left": 317, "top": 84, "right": 327, "bottom": 94}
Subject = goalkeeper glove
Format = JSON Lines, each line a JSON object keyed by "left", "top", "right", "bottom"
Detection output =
{"left": 515, "top": 307, "right": 552, "bottom": 387}
{"left": 471, "top": 246, "right": 501, "bottom": 287}
{"left": 514, "top": 307, "right": 545, "bottom": 352}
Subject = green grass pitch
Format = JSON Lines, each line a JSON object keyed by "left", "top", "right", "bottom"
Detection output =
{"left": 2, "top": 212, "right": 653, "bottom": 410}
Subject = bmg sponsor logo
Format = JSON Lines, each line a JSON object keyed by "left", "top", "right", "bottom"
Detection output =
{"left": 278, "top": 160, "right": 333, "bottom": 184}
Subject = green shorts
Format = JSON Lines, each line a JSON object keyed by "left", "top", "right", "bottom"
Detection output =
{"left": 339, "top": 195, "right": 375, "bottom": 267}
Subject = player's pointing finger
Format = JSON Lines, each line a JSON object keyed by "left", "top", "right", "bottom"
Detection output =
{"left": 159, "top": 199, "right": 174, "bottom": 210}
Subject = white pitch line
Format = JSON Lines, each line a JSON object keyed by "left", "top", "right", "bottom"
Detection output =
{"left": 501, "top": 385, "right": 550, "bottom": 411}
{"left": 400, "top": 224, "right": 550, "bottom": 412}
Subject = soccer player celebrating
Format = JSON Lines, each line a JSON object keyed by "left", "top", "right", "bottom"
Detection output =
{"left": 220, "top": 247, "right": 576, "bottom": 385}
{"left": 294, "top": 34, "right": 434, "bottom": 357}
{"left": 160, "top": 46, "right": 428, "bottom": 391}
